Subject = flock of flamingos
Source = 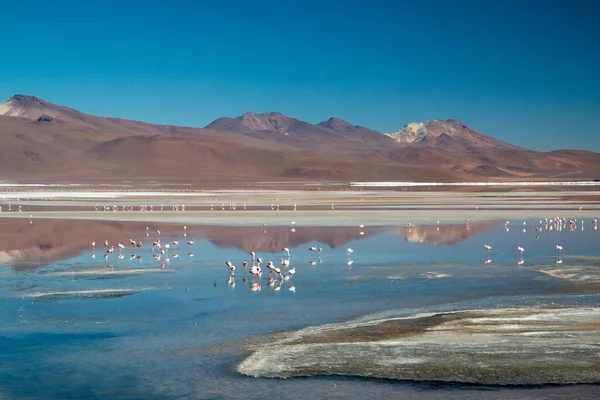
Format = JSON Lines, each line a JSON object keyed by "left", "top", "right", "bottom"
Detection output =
{"left": 2, "top": 197, "right": 596, "bottom": 291}
{"left": 82, "top": 214, "right": 599, "bottom": 293}
{"left": 89, "top": 224, "right": 357, "bottom": 292}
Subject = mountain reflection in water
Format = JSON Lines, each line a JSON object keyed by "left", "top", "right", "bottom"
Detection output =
{"left": 0, "top": 219, "right": 500, "bottom": 269}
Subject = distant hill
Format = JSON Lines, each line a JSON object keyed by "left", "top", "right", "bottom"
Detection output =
{"left": 1, "top": 94, "right": 599, "bottom": 183}
{"left": 387, "top": 119, "right": 522, "bottom": 150}
{"left": 206, "top": 112, "right": 396, "bottom": 151}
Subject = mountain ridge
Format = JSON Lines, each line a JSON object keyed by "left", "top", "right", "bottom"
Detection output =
{"left": 387, "top": 119, "right": 523, "bottom": 151}
{"left": 1, "top": 94, "right": 599, "bottom": 182}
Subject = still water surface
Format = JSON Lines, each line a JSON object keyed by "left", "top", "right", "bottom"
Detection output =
{"left": 1, "top": 218, "right": 599, "bottom": 399}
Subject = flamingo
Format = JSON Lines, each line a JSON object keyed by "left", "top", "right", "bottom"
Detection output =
{"left": 309, "top": 246, "right": 317, "bottom": 252}
{"left": 347, "top": 248, "right": 354, "bottom": 255}
{"left": 282, "top": 247, "right": 290, "bottom": 258}
{"left": 484, "top": 244, "right": 492, "bottom": 252}
{"left": 249, "top": 264, "right": 261, "bottom": 277}
{"left": 225, "top": 261, "right": 235, "bottom": 276}
{"left": 188, "top": 240, "right": 195, "bottom": 245}
{"left": 92, "top": 241, "right": 96, "bottom": 249}
{"left": 281, "top": 258, "right": 290, "bottom": 267}
{"left": 288, "top": 267, "right": 296, "bottom": 276}
{"left": 517, "top": 246, "right": 525, "bottom": 254}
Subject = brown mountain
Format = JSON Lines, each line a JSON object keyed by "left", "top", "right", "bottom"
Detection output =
{"left": 0, "top": 94, "right": 599, "bottom": 183}
{"left": 316, "top": 117, "right": 394, "bottom": 149}
{"left": 388, "top": 119, "right": 521, "bottom": 150}
{"left": 0, "top": 96, "right": 459, "bottom": 182}
{"left": 205, "top": 112, "right": 396, "bottom": 151}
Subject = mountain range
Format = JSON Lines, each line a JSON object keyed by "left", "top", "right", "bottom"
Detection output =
{"left": 0, "top": 94, "right": 598, "bottom": 183}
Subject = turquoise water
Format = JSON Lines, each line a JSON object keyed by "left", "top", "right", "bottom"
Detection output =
{"left": 1, "top": 219, "right": 599, "bottom": 399}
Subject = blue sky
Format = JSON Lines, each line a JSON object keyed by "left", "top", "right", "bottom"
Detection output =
{"left": 1, "top": 0, "right": 599, "bottom": 151}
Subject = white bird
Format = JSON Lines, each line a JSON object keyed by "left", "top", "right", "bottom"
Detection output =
{"left": 347, "top": 248, "right": 354, "bottom": 254}
{"left": 225, "top": 261, "right": 235, "bottom": 276}
{"left": 518, "top": 246, "right": 525, "bottom": 254}
{"left": 288, "top": 267, "right": 296, "bottom": 276}
{"left": 249, "top": 265, "right": 261, "bottom": 276}
{"left": 556, "top": 245, "right": 563, "bottom": 252}
{"left": 309, "top": 246, "right": 317, "bottom": 252}
{"left": 484, "top": 244, "right": 492, "bottom": 252}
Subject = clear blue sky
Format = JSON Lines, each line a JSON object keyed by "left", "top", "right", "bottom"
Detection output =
{"left": 1, "top": 0, "right": 599, "bottom": 151}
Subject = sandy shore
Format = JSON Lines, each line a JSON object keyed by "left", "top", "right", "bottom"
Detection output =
{"left": 1, "top": 209, "right": 600, "bottom": 226}
{"left": 1, "top": 189, "right": 599, "bottom": 225}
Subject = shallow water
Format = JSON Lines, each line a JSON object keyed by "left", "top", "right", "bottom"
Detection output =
{"left": 1, "top": 217, "right": 599, "bottom": 399}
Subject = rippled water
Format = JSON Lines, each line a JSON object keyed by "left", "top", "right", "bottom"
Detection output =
{"left": 1, "top": 218, "right": 599, "bottom": 399}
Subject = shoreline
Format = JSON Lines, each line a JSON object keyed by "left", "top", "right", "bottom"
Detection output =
{"left": 1, "top": 209, "right": 599, "bottom": 226}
